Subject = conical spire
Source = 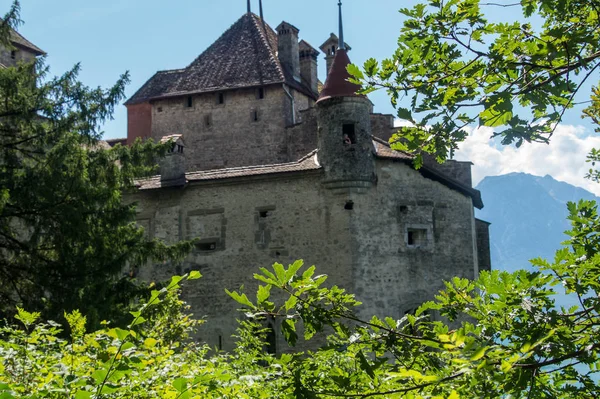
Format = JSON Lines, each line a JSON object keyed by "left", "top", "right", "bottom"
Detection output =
{"left": 317, "top": 0, "right": 362, "bottom": 103}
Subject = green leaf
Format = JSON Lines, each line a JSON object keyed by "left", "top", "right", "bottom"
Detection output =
{"left": 187, "top": 270, "right": 202, "bottom": 280}
{"left": 74, "top": 391, "right": 93, "bottom": 399}
{"left": 471, "top": 346, "right": 487, "bottom": 361}
{"left": 257, "top": 284, "right": 271, "bottom": 304}
{"left": 173, "top": 378, "right": 188, "bottom": 392}
{"left": 225, "top": 289, "right": 255, "bottom": 308}
{"left": 347, "top": 63, "right": 365, "bottom": 80}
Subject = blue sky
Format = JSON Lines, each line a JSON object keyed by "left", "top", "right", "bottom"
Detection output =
{"left": 7, "top": 1, "right": 600, "bottom": 194}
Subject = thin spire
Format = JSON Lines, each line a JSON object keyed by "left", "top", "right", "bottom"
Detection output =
{"left": 259, "top": 0, "right": 264, "bottom": 20}
{"left": 338, "top": 1, "right": 345, "bottom": 50}
{"left": 247, "top": 0, "right": 251, "bottom": 13}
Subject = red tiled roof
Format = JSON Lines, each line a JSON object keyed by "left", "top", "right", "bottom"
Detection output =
{"left": 317, "top": 49, "right": 363, "bottom": 103}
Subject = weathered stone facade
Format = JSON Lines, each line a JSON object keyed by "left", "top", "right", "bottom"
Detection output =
{"left": 125, "top": 10, "right": 491, "bottom": 353}
{"left": 0, "top": 26, "right": 44, "bottom": 68}
{"left": 149, "top": 84, "right": 313, "bottom": 171}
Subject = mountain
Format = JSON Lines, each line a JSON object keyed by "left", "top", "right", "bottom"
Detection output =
{"left": 475, "top": 173, "right": 600, "bottom": 272}
{"left": 475, "top": 173, "right": 600, "bottom": 310}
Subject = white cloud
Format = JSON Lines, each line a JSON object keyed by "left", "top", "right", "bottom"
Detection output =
{"left": 454, "top": 125, "right": 600, "bottom": 196}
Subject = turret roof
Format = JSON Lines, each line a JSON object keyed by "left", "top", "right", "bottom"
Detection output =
{"left": 317, "top": 49, "right": 363, "bottom": 103}
{"left": 126, "top": 13, "right": 315, "bottom": 105}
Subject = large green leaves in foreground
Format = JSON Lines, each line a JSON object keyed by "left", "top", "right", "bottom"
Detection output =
{"left": 350, "top": 0, "right": 600, "bottom": 166}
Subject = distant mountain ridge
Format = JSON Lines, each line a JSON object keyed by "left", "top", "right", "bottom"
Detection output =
{"left": 475, "top": 173, "right": 600, "bottom": 272}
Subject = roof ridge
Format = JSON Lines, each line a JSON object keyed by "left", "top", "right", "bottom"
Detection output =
{"left": 249, "top": 14, "right": 286, "bottom": 82}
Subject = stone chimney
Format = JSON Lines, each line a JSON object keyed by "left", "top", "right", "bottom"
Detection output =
{"left": 160, "top": 134, "right": 186, "bottom": 187}
{"left": 319, "top": 33, "right": 351, "bottom": 76}
{"left": 299, "top": 40, "right": 319, "bottom": 95}
{"left": 276, "top": 22, "right": 301, "bottom": 82}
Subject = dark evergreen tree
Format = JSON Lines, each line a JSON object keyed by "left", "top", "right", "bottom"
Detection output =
{"left": 0, "top": 1, "right": 192, "bottom": 329}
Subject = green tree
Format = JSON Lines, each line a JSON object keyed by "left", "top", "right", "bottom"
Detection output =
{"left": 349, "top": 0, "right": 600, "bottom": 166}
{"left": 0, "top": 1, "right": 192, "bottom": 329}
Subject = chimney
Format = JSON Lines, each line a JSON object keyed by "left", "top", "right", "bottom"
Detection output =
{"left": 299, "top": 40, "right": 319, "bottom": 95}
{"left": 276, "top": 22, "right": 301, "bottom": 82}
{"left": 319, "top": 33, "right": 351, "bottom": 76}
{"left": 160, "top": 135, "right": 186, "bottom": 187}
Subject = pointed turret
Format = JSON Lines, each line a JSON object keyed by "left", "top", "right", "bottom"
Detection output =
{"left": 316, "top": 1, "right": 375, "bottom": 191}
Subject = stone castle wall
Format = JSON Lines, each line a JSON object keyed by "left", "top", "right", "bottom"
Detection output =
{"left": 0, "top": 45, "right": 37, "bottom": 67}
{"left": 131, "top": 158, "right": 478, "bottom": 353}
{"left": 147, "top": 85, "right": 314, "bottom": 172}
{"left": 350, "top": 160, "right": 478, "bottom": 320}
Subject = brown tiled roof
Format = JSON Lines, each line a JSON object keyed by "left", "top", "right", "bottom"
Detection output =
{"left": 317, "top": 49, "right": 363, "bottom": 103}
{"left": 126, "top": 13, "right": 316, "bottom": 105}
{"left": 136, "top": 150, "right": 321, "bottom": 190}
{"left": 1, "top": 20, "right": 45, "bottom": 55}
{"left": 372, "top": 136, "right": 413, "bottom": 161}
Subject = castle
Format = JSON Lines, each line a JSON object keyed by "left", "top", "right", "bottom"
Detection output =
{"left": 124, "top": 3, "right": 491, "bottom": 353}
{"left": 0, "top": 23, "right": 45, "bottom": 69}
{"left": 5, "top": 5, "right": 490, "bottom": 353}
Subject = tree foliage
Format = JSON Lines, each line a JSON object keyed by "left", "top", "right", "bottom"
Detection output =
{"left": 0, "top": 1, "right": 193, "bottom": 329}
{"left": 350, "top": 0, "right": 600, "bottom": 166}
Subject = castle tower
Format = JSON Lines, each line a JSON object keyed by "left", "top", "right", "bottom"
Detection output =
{"left": 317, "top": 2, "right": 375, "bottom": 191}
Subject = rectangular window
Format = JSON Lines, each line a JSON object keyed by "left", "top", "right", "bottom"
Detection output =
{"left": 257, "top": 87, "right": 265, "bottom": 100}
{"left": 204, "top": 114, "right": 212, "bottom": 127}
{"left": 407, "top": 228, "right": 428, "bottom": 247}
{"left": 217, "top": 92, "right": 225, "bottom": 105}
{"left": 196, "top": 240, "right": 218, "bottom": 252}
{"left": 252, "top": 110, "right": 259, "bottom": 122}
{"left": 10, "top": 50, "right": 16, "bottom": 60}
{"left": 186, "top": 96, "right": 193, "bottom": 108}
{"left": 343, "top": 123, "right": 356, "bottom": 144}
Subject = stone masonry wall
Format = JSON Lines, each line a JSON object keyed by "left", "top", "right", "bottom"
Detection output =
{"left": 132, "top": 171, "right": 355, "bottom": 353}
{"left": 350, "top": 160, "right": 478, "bottom": 321}
{"left": 151, "top": 85, "right": 290, "bottom": 171}
{"left": 0, "top": 45, "right": 37, "bottom": 67}
{"left": 131, "top": 158, "right": 479, "bottom": 353}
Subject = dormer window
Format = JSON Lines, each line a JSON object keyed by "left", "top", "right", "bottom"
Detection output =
{"left": 342, "top": 124, "right": 356, "bottom": 145}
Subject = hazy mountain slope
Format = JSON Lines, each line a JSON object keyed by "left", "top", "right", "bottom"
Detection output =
{"left": 475, "top": 173, "right": 600, "bottom": 272}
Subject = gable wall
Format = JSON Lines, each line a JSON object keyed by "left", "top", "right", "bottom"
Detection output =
{"left": 350, "top": 160, "right": 478, "bottom": 320}
{"left": 0, "top": 44, "right": 37, "bottom": 67}
{"left": 150, "top": 85, "right": 293, "bottom": 171}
